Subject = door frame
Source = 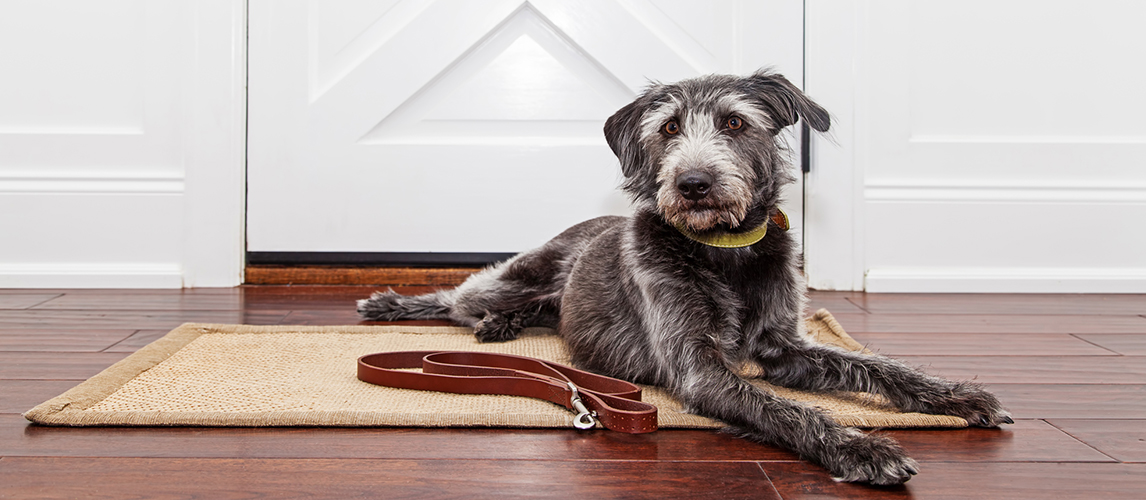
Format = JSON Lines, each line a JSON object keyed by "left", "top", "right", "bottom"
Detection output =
{"left": 802, "top": 0, "right": 865, "bottom": 291}
{"left": 182, "top": 0, "right": 247, "bottom": 287}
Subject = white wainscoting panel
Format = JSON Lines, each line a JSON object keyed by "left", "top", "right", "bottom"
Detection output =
{"left": 0, "top": 191, "right": 185, "bottom": 287}
{"left": 0, "top": 0, "right": 245, "bottom": 288}
{"left": 806, "top": 0, "right": 1146, "bottom": 292}
{"left": 864, "top": 193, "right": 1146, "bottom": 292}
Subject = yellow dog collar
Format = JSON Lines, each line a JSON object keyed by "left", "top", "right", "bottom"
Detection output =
{"left": 673, "top": 209, "right": 789, "bottom": 249}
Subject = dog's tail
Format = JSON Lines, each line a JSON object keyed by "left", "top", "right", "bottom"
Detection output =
{"left": 357, "top": 288, "right": 456, "bottom": 321}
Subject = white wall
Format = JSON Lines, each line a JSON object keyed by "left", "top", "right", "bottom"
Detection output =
{"left": 0, "top": 0, "right": 245, "bottom": 288}
{"left": 805, "top": 0, "right": 1146, "bottom": 293}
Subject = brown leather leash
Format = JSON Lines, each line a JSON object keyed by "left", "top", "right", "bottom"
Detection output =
{"left": 357, "top": 351, "right": 658, "bottom": 434}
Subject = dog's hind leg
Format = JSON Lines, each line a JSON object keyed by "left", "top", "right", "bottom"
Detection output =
{"left": 355, "top": 264, "right": 527, "bottom": 327}
{"left": 356, "top": 249, "right": 568, "bottom": 341}
{"left": 357, "top": 260, "right": 560, "bottom": 342}
{"left": 356, "top": 287, "right": 459, "bottom": 322}
{"left": 455, "top": 251, "right": 567, "bottom": 342}
{"left": 358, "top": 216, "right": 623, "bottom": 339}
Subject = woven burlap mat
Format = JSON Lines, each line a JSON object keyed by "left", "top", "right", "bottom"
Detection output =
{"left": 24, "top": 309, "right": 967, "bottom": 429}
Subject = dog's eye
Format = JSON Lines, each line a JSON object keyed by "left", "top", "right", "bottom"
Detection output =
{"left": 726, "top": 116, "right": 743, "bottom": 130}
{"left": 663, "top": 121, "right": 680, "bottom": 135}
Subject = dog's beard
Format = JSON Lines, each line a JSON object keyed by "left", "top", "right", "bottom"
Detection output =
{"left": 656, "top": 184, "right": 751, "bottom": 232}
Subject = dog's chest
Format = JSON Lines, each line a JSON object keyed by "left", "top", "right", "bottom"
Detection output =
{"left": 706, "top": 244, "right": 795, "bottom": 331}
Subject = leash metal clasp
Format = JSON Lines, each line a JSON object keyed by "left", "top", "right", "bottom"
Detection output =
{"left": 568, "top": 383, "right": 597, "bottom": 430}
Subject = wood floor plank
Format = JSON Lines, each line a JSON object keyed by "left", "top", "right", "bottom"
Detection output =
{"left": 1074, "top": 334, "right": 1146, "bottom": 355}
{"left": 4, "top": 416, "right": 793, "bottom": 461}
{"left": 986, "top": 384, "right": 1146, "bottom": 419}
{"left": 831, "top": 312, "right": 1146, "bottom": 334}
{"left": 848, "top": 332, "right": 1118, "bottom": 356}
{"left": 1046, "top": 419, "right": 1146, "bottom": 463}
{"left": 0, "top": 381, "right": 80, "bottom": 414}
{"left": 27, "top": 286, "right": 440, "bottom": 312}
{"left": 242, "top": 287, "right": 385, "bottom": 310}
{"left": 884, "top": 419, "right": 1113, "bottom": 463}
{"left": 846, "top": 293, "right": 1146, "bottom": 316}
{"left": 26, "top": 288, "right": 245, "bottom": 311}
{"left": 764, "top": 461, "right": 1146, "bottom": 500}
{"left": 0, "top": 310, "right": 290, "bottom": 329}
{"left": 0, "top": 293, "right": 62, "bottom": 310}
{"left": 100, "top": 321, "right": 459, "bottom": 352}
{"left": 893, "top": 356, "right": 1146, "bottom": 384}
{"left": 0, "top": 457, "right": 778, "bottom": 499}
{"left": 0, "top": 352, "right": 130, "bottom": 380}
{"left": 1, "top": 417, "right": 1102, "bottom": 464}
{"left": 101, "top": 329, "right": 176, "bottom": 353}
{"left": 806, "top": 291, "right": 869, "bottom": 314}
{"left": 5, "top": 286, "right": 426, "bottom": 311}
{"left": 0, "top": 329, "right": 135, "bottom": 352}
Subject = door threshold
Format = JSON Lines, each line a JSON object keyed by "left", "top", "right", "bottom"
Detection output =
{"left": 245, "top": 265, "right": 479, "bottom": 286}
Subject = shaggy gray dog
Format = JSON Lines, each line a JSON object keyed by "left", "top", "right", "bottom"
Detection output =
{"left": 358, "top": 70, "right": 1012, "bottom": 485}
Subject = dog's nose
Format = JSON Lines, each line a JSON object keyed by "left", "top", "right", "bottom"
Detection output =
{"left": 676, "top": 172, "right": 714, "bottom": 201}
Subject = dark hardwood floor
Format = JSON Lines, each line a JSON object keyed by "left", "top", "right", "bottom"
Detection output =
{"left": 1, "top": 286, "right": 1144, "bottom": 499}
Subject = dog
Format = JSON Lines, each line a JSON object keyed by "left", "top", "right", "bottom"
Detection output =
{"left": 358, "top": 69, "right": 1012, "bottom": 485}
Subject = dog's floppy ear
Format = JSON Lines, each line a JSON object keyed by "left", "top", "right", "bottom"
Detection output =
{"left": 604, "top": 93, "right": 652, "bottom": 178}
{"left": 744, "top": 70, "right": 830, "bottom": 134}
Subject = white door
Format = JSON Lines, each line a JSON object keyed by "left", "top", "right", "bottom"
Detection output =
{"left": 248, "top": 0, "right": 806, "bottom": 258}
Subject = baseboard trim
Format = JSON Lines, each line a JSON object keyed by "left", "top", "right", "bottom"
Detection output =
{"left": 0, "top": 263, "right": 184, "bottom": 288}
{"left": 245, "top": 266, "right": 479, "bottom": 286}
{"left": 865, "top": 267, "right": 1146, "bottom": 293}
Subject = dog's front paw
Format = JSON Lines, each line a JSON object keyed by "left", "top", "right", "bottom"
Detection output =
{"left": 825, "top": 430, "right": 918, "bottom": 485}
{"left": 927, "top": 381, "right": 1013, "bottom": 427}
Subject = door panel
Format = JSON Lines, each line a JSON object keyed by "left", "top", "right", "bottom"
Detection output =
{"left": 248, "top": 0, "right": 804, "bottom": 254}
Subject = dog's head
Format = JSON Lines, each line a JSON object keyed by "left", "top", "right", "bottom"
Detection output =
{"left": 604, "top": 70, "right": 830, "bottom": 232}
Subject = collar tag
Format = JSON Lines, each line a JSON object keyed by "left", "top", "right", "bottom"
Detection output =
{"left": 770, "top": 209, "right": 790, "bottom": 231}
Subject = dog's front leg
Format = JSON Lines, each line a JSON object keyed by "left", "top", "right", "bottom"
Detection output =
{"left": 668, "top": 349, "right": 919, "bottom": 485}
{"left": 611, "top": 272, "right": 918, "bottom": 484}
{"left": 761, "top": 345, "right": 1013, "bottom": 427}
